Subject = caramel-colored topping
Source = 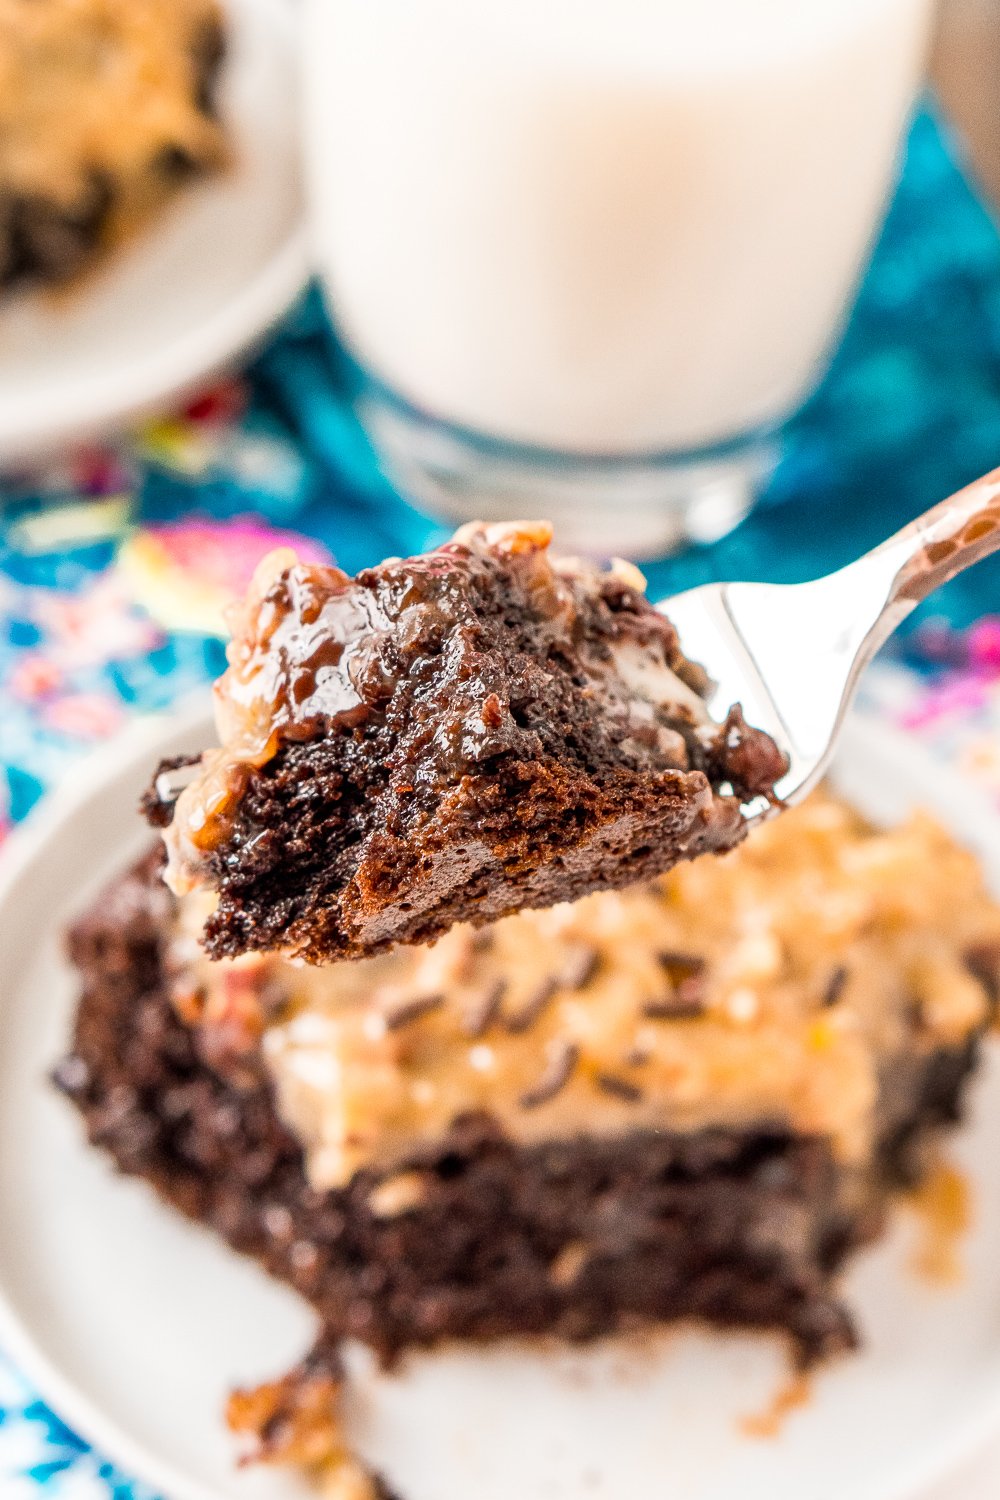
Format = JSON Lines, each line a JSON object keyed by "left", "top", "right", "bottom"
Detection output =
{"left": 320, "top": 1458, "right": 383, "bottom": 1500}
{"left": 0, "top": 0, "right": 227, "bottom": 234}
{"left": 171, "top": 791, "right": 1000, "bottom": 1189}
{"left": 227, "top": 1365, "right": 343, "bottom": 1468}
{"left": 453, "top": 518, "right": 554, "bottom": 554}
{"left": 740, "top": 1373, "right": 813, "bottom": 1440}
{"left": 905, "top": 1157, "right": 972, "bottom": 1286}
{"left": 226, "top": 1363, "right": 382, "bottom": 1500}
{"left": 165, "top": 549, "right": 377, "bottom": 888}
{"left": 162, "top": 528, "right": 711, "bottom": 899}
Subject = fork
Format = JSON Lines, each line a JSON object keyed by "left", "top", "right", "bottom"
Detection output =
{"left": 661, "top": 464, "right": 1000, "bottom": 813}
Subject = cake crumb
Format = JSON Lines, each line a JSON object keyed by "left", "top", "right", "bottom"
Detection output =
{"left": 227, "top": 1356, "right": 385, "bottom": 1497}
{"left": 320, "top": 1453, "right": 383, "bottom": 1500}
{"left": 905, "top": 1158, "right": 972, "bottom": 1286}
{"left": 739, "top": 1372, "right": 812, "bottom": 1439}
{"left": 226, "top": 1363, "right": 342, "bottom": 1466}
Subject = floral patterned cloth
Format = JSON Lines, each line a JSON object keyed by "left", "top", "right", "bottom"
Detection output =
{"left": 4, "top": 104, "right": 1000, "bottom": 1496}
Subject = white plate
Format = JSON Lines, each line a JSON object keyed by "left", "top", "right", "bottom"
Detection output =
{"left": 0, "top": 0, "right": 309, "bottom": 466}
{"left": 3, "top": 702, "right": 1000, "bottom": 1500}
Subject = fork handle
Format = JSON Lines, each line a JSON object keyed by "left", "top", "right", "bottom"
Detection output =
{"left": 886, "top": 464, "right": 1000, "bottom": 605}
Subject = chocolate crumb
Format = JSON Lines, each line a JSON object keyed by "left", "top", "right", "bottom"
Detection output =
{"left": 461, "top": 978, "right": 507, "bottom": 1038}
{"left": 595, "top": 1072, "right": 644, "bottom": 1103}
{"left": 384, "top": 994, "right": 445, "bottom": 1032}
{"left": 507, "top": 977, "right": 559, "bottom": 1034}
{"left": 469, "top": 930, "right": 495, "bottom": 955}
{"left": 822, "top": 966, "right": 848, "bottom": 1009}
{"left": 520, "top": 1041, "right": 579, "bottom": 1108}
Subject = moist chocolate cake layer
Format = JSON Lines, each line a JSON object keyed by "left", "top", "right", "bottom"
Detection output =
{"left": 152, "top": 524, "right": 786, "bottom": 962}
{"left": 58, "top": 852, "right": 983, "bottom": 1371}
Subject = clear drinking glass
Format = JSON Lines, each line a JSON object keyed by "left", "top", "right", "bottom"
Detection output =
{"left": 302, "top": 0, "right": 933, "bottom": 556}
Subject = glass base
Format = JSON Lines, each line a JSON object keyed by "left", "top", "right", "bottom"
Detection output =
{"left": 355, "top": 378, "right": 779, "bottom": 558}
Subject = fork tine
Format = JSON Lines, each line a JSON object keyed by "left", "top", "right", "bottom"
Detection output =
{"left": 154, "top": 763, "right": 200, "bottom": 805}
{"left": 659, "top": 552, "right": 902, "bottom": 806}
{"left": 661, "top": 587, "right": 785, "bottom": 733}
{"left": 656, "top": 586, "right": 794, "bottom": 817}
{"left": 659, "top": 582, "right": 835, "bottom": 808}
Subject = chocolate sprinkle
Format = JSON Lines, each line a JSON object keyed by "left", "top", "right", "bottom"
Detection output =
{"left": 822, "top": 966, "right": 848, "bottom": 1009}
{"left": 557, "top": 944, "right": 601, "bottom": 991}
{"left": 657, "top": 950, "right": 706, "bottom": 980}
{"left": 519, "top": 1041, "right": 579, "bottom": 1109}
{"left": 384, "top": 994, "right": 445, "bottom": 1031}
{"left": 595, "top": 1072, "right": 644, "bottom": 1103}
{"left": 461, "top": 978, "right": 507, "bottom": 1038}
{"left": 642, "top": 996, "right": 707, "bottom": 1021}
{"left": 507, "top": 977, "right": 559, "bottom": 1034}
{"left": 657, "top": 950, "right": 707, "bottom": 1012}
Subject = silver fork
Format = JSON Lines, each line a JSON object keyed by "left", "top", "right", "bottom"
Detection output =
{"left": 661, "top": 464, "right": 1000, "bottom": 813}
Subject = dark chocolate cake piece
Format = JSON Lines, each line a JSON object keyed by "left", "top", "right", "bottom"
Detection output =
{"left": 60, "top": 798, "right": 1000, "bottom": 1369}
{"left": 58, "top": 793, "right": 1000, "bottom": 1485}
{"left": 59, "top": 853, "right": 857, "bottom": 1377}
{"left": 0, "top": 0, "right": 227, "bottom": 296}
{"left": 150, "top": 521, "right": 787, "bottom": 963}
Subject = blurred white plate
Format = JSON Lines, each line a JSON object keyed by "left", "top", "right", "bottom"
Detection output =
{"left": 2, "top": 701, "right": 1000, "bottom": 1500}
{"left": 0, "top": 0, "right": 308, "bottom": 466}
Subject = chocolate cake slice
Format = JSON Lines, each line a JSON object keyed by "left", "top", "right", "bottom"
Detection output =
{"left": 58, "top": 792, "right": 1000, "bottom": 1492}
{"left": 0, "top": 0, "right": 227, "bottom": 295}
{"left": 149, "top": 521, "right": 787, "bottom": 963}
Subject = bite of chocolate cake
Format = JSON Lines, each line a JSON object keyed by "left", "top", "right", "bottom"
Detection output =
{"left": 149, "top": 521, "right": 787, "bottom": 963}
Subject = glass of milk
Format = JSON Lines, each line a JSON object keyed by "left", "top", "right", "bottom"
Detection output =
{"left": 301, "top": 0, "right": 933, "bottom": 556}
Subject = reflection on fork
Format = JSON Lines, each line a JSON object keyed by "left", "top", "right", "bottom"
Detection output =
{"left": 660, "top": 465, "right": 1000, "bottom": 810}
